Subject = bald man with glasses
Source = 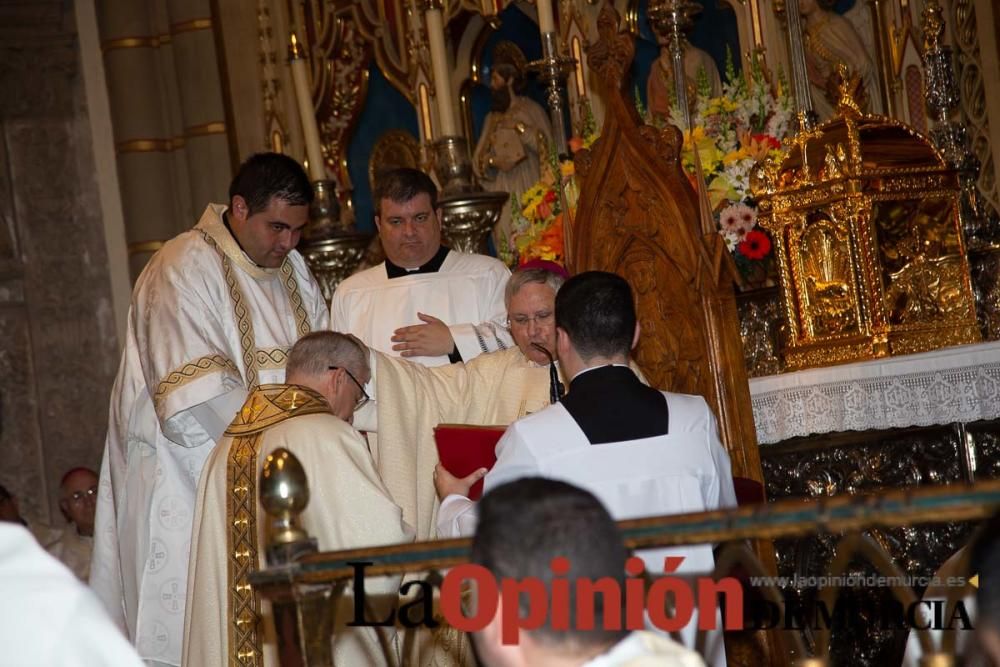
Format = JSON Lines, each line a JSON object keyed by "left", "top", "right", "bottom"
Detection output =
{"left": 184, "top": 331, "right": 413, "bottom": 667}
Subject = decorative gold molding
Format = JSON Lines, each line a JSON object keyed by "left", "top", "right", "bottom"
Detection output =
{"left": 115, "top": 138, "right": 185, "bottom": 154}
{"left": 127, "top": 240, "right": 166, "bottom": 256}
{"left": 101, "top": 34, "right": 171, "bottom": 52}
{"left": 170, "top": 17, "right": 213, "bottom": 36}
{"left": 184, "top": 122, "right": 227, "bottom": 138}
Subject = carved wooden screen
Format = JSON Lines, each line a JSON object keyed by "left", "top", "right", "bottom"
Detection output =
{"left": 569, "top": 6, "right": 763, "bottom": 483}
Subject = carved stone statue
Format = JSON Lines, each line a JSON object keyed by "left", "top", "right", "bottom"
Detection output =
{"left": 646, "top": 39, "right": 723, "bottom": 122}
{"left": 800, "top": 0, "right": 878, "bottom": 120}
{"left": 472, "top": 41, "right": 553, "bottom": 246}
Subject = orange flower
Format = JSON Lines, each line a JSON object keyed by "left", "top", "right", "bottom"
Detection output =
{"left": 568, "top": 136, "right": 584, "bottom": 153}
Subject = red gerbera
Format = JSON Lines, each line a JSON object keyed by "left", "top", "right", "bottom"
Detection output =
{"left": 737, "top": 229, "right": 772, "bottom": 260}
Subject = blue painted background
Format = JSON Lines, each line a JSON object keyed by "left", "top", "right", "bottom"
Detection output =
{"left": 347, "top": 62, "right": 421, "bottom": 233}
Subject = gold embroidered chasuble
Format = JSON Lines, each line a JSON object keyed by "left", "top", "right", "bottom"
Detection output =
{"left": 184, "top": 384, "right": 414, "bottom": 667}
{"left": 222, "top": 385, "right": 330, "bottom": 666}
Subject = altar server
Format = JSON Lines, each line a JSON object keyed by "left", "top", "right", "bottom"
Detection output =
{"left": 330, "top": 167, "right": 513, "bottom": 367}
{"left": 434, "top": 271, "right": 736, "bottom": 666}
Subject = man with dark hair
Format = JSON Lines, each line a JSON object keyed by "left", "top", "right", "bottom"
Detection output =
{"left": 47, "top": 467, "right": 99, "bottom": 581}
{"left": 184, "top": 331, "right": 412, "bottom": 667}
{"left": 471, "top": 478, "right": 704, "bottom": 666}
{"left": 331, "top": 166, "right": 511, "bottom": 370}
{"left": 435, "top": 271, "right": 736, "bottom": 665}
{"left": 472, "top": 41, "right": 553, "bottom": 244}
{"left": 91, "top": 152, "right": 329, "bottom": 666}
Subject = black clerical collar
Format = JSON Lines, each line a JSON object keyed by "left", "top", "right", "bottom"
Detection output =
{"left": 568, "top": 364, "right": 636, "bottom": 391}
{"left": 385, "top": 245, "right": 450, "bottom": 279}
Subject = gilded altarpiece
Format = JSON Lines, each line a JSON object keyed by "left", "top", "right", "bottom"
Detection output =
{"left": 754, "top": 90, "right": 980, "bottom": 370}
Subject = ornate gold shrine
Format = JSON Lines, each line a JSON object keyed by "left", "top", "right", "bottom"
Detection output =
{"left": 753, "top": 80, "right": 980, "bottom": 370}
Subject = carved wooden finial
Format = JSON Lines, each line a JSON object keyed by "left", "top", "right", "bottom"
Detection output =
{"left": 586, "top": 2, "right": 634, "bottom": 92}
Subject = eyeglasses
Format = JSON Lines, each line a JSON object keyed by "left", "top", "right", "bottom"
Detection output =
{"left": 329, "top": 366, "right": 371, "bottom": 411}
{"left": 508, "top": 310, "right": 554, "bottom": 328}
{"left": 68, "top": 486, "right": 98, "bottom": 504}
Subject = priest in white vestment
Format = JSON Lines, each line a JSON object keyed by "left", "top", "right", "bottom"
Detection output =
{"left": 91, "top": 153, "right": 329, "bottom": 666}
{"left": 184, "top": 332, "right": 413, "bottom": 667}
{"left": 355, "top": 266, "right": 567, "bottom": 542}
{"left": 330, "top": 168, "right": 513, "bottom": 368}
{"left": 434, "top": 272, "right": 737, "bottom": 667}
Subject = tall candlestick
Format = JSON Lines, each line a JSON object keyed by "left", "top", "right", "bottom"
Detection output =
{"left": 425, "top": 7, "right": 459, "bottom": 137}
{"left": 288, "top": 33, "right": 326, "bottom": 181}
{"left": 537, "top": 0, "right": 556, "bottom": 34}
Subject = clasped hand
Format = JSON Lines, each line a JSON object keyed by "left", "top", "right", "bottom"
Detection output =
{"left": 391, "top": 312, "right": 455, "bottom": 357}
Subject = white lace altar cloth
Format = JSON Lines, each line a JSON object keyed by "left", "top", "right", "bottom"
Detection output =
{"left": 749, "top": 341, "right": 1000, "bottom": 445}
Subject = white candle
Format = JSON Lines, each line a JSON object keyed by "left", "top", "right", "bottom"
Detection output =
{"left": 289, "top": 33, "right": 326, "bottom": 181}
{"left": 425, "top": 7, "right": 459, "bottom": 137}
{"left": 537, "top": 0, "right": 556, "bottom": 35}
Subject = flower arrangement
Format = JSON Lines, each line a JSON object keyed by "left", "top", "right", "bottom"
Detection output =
{"left": 501, "top": 56, "right": 792, "bottom": 287}
{"left": 668, "top": 52, "right": 794, "bottom": 287}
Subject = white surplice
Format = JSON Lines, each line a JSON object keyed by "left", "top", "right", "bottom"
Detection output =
{"left": 184, "top": 386, "right": 413, "bottom": 667}
{"left": 330, "top": 250, "right": 513, "bottom": 367}
{"left": 90, "top": 204, "right": 328, "bottom": 666}
{"left": 0, "top": 523, "right": 145, "bottom": 667}
{"left": 436, "top": 392, "right": 737, "bottom": 667}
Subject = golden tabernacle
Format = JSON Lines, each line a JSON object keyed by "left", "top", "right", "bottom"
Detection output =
{"left": 753, "top": 73, "right": 981, "bottom": 371}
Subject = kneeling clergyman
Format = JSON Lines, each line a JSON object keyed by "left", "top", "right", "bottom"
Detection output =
{"left": 183, "top": 332, "right": 414, "bottom": 667}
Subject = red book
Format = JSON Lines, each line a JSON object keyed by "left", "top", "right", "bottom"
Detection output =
{"left": 433, "top": 424, "right": 506, "bottom": 501}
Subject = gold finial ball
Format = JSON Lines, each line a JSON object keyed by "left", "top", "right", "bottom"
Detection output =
{"left": 260, "top": 448, "right": 310, "bottom": 518}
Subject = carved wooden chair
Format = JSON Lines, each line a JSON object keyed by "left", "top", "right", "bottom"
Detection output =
{"left": 567, "top": 5, "right": 782, "bottom": 664}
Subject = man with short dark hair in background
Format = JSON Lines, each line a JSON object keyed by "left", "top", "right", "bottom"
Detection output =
{"left": 91, "top": 152, "right": 329, "bottom": 666}
{"left": 331, "top": 167, "right": 512, "bottom": 370}
{"left": 47, "top": 467, "right": 99, "bottom": 581}
{"left": 471, "top": 478, "right": 704, "bottom": 666}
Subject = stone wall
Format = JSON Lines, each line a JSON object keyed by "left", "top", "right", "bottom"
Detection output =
{"left": 0, "top": 0, "right": 120, "bottom": 526}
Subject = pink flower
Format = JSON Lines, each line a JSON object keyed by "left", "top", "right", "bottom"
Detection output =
{"left": 719, "top": 203, "right": 757, "bottom": 235}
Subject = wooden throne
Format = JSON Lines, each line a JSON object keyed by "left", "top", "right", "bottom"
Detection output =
{"left": 568, "top": 7, "right": 781, "bottom": 664}
{"left": 569, "top": 5, "right": 763, "bottom": 487}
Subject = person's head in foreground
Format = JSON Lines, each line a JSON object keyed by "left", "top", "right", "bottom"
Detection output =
{"left": 373, "top": 167, "right": 442, "bottom": 269}
{"left": 505, "top": 266, "right": 566, "bottom": 365}
{"left": 226, "top": 152, "right": 314, "bottom": 268}
{"left": 59, "top": 467, "right": 99, "bottom": 536}
{"left": 555, "top": 271, "right": 639, "bottom": 378}
{"left": 284, "top": 331, "right": 370, "bottom": 423}
{"left": 470, "top": 478, "right": 704, "bottom": 666}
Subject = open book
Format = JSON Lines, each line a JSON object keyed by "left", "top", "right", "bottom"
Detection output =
{"left": 433, "top": 424, "right": 506, "bottom": 501}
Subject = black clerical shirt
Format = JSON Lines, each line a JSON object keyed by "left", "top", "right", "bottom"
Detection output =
{"left": 384, "top": 245, "right": 450, "bottom": 278}
{"left": 384, "top": 245, "right": 462, "bottom": 363}
{"left": 559, "top": 365, "right": 670, "bottom": 444}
